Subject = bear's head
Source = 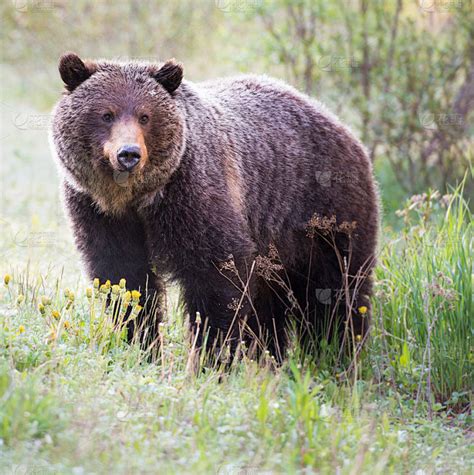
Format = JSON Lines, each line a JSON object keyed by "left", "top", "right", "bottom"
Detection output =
{"left": 51, "top": 52, "right": 186, "bottom": 215}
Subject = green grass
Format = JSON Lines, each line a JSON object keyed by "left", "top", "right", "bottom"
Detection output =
{"left": 373, "top": 186, "right": 473, "bottom": 408}
{"left": 0, "top": 188, "right": 472, "bottom": 474}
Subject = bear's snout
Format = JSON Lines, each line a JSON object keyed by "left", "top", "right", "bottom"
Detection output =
{"left": 117, "top": 144, "right": 141, "bottom": 171}
{"left": 103, "top": 119, "right": 149, "bottom": 173}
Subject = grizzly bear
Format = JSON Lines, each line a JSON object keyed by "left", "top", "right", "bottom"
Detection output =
{"left": 51, "top": 52, "right": 379, "bottom": 360}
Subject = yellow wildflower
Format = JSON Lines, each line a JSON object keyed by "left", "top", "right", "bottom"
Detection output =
{"left": 52, "top": 310, "right": 60, "bottom": 319}
{"left": 4, "top": 274, "right": 11, "bottom": 286}
{"left": 16, "top": 294, "right": 25, "bottom": 305}
{"left": 93, "top": 278, "right": 100, "bottom": 289}
{"left": 131, "top": 290, "right": 141, "bottom": 301}
{"left": 356, "top": 334, "right": 362, "bottom": 342}
{"left": 64, "top": 320, "right": 70, "bottom": 329}
{"left": 38, "top": 303, "right": 46, "bottom": 315}
{"left": 86, "top": 287, "right": 93, "bottom": 299}
{"left": 119, "top": 278, "right": 126, "bottom": 289}
{"left": 99, "top": 284, "right": 109, "bottom": 294}
{"left": 130, "top": 305, "right": 142, "bottom": 319}
{"left": 112, "top": 285, "right": 120, "bottom": 295}
{"left": 358, "top": 306, "right": 368, "bottom": 315}
{"left": 18, "top": 325, "right": 25, "bottom": 334}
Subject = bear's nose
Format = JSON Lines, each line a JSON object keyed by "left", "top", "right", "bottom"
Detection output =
{"left": 117, "top": 144, "right": 141, "bottom": 171}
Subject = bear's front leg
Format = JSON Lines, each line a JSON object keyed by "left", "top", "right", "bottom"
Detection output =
{"left": 181, "top": 261, "right": 256, "bottom": 364}
{"left": 62, "top": 182, "right": 164, "bottom": 346}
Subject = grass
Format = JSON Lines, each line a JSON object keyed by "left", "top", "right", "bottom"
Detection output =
{"left": 373, "top": 187, "right": 473, "bottom": 409}
{"left": 0, "top": 186, "right": 472, "bottom": 474}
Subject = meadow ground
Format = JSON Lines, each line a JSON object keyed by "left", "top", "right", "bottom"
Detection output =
{"left": 0, "top": 96, "right": 472, "bottom": 474}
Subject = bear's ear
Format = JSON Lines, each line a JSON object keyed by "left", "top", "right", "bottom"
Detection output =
{"left": 58, "top": 52, "right": 96, "bottom": 92}
{"left": 152, "top": 59, "right": 183, "bottom": 94}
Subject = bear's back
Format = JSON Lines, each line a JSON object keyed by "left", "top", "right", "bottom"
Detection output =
{"left": 189, "top": 74, "right": 366, "bottom": 174}
{"left": 174, "top": 74, "right": 375, "bottom": 260}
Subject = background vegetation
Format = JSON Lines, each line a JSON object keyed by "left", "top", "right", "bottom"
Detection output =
{"left": 0, "top": 0, "right": 472, "bottom": 473}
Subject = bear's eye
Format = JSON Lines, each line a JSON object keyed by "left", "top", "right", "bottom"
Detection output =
{"left": 102, "top": 112, "right": 114, "bottom": 123}
{"left": 139, "top": 114, "right": 149, "bottom": 125}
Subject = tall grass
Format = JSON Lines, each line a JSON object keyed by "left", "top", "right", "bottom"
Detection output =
{"left": 373, "top": 185, "right": 472, "bottom": 407}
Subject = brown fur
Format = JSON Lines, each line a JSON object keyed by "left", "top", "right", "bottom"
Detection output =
{"left": 50, "top": 53, "right": 380, "bottom": 359}
{"left": 223, "top": 146, "right": 245, "bottom": 214}
{"left": 103, "top": 119, "right": 149, "bottom": 168}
